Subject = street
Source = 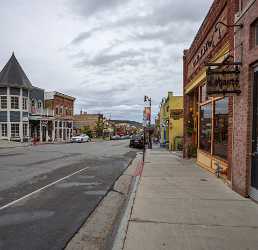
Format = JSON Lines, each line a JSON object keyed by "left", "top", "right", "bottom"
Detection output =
{"left": 0, "top": 140, "right": 137, "bottom": 250}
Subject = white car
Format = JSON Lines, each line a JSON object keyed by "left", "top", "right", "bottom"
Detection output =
{"left": 71, "top": 134, "right": 90, "bottom": 143}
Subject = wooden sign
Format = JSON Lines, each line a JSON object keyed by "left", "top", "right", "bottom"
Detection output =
{"left": 170, "top": 109, "right": 184, "bottom": 120}
{"left": 207, "top": 66, "right": 241, "bottom": 96}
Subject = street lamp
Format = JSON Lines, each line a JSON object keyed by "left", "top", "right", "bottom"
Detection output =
{"left": 144, "top": 95, "right": 152, "bottom": 150}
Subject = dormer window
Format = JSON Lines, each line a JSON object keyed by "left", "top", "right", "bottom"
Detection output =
{"left": 37, "top": 101, "right": 42, "bottom": 109}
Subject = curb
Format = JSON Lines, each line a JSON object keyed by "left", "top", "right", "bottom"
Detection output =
{"left": 65, "top": 153, "right": 143, "bottom": 250}
{"left": 111, "top": 175, "right": 141, "bottom": 250}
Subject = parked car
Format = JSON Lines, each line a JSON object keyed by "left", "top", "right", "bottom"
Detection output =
{"left": 129, "top": 134, "right": 144, "bottom": 148}
{"left": 71, "top": 134, "right": 90, "bottom": 143}
{"left": 121, "top": 135, "right": 131, "bottom": 140}
{"left": 111, "top": 135, "right": 121, "bottom": 140}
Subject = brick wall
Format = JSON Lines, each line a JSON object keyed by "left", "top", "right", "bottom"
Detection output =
{"left": 183, "top": 0, "right": 237, "bottom": 159}
{"left": 232, "top": 0, "right": 258, "bottom": 196}
{"left": 73, "top": 114, "right": 103, "bottom": 134}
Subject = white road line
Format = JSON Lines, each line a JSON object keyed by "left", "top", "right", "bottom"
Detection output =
{"left": 0, "top": 166, "right": 89, "bottom": 211}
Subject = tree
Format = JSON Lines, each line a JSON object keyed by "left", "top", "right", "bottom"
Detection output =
{"left": 95, "top": 119, "right": 104, "bottom": 137}
{"left": 81, "top": 126, "right": 92, "bottom": 138}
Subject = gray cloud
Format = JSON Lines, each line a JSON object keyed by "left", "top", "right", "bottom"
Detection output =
{"left": 76, "top": 50, "right": 140, "bottom": 67}
{"left": 0, "top": 0, "right": 213, "bottom": 121}
{"left": 69, "top": 0, "right": 131, "bottom": 17}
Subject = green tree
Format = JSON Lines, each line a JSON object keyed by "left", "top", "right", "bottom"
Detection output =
{"left": 95, "top": 119, "right": 104, "bottom": 137}
{"left": 81, "top": 126, "right": 92, "bottom": 138}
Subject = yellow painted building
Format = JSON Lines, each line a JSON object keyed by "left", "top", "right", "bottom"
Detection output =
{"left": 160, "top": 92, "right": 183, "bottom": 151}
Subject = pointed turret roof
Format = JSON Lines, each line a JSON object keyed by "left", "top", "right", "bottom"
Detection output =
{"left": 0, "top": 53, "right": 32, "bottom": 89}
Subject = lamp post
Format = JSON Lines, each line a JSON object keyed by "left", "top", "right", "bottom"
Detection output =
{"left": 144, "top": 95, "right": 152, "bottom": 149}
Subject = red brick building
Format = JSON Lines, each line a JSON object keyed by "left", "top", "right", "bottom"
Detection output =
{"left": 45, "top": 91, "right": 75, "bottom": 142}
{"left": 183, "top": 0, "right": 258, "bottom": 201}
{"left": 183, "top": 0, "right": 236, "bottom": 177}
{"left": 233, "top": 0, "right": 258, "bottom": 200}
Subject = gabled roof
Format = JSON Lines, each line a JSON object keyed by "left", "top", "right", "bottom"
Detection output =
{"left": 0, "top": 53, "right": 32, "bottom": 89}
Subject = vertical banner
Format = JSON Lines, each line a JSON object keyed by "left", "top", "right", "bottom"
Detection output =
{"left": 145, "top": 107, "right": 151, "bottom": 122}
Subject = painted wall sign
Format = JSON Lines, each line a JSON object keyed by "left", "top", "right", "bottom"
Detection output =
{"left": 187, "top": 7, "right": 228, "bottom": 78}
{"left": 206, "top": 66, "right": 241, "bottom": 96}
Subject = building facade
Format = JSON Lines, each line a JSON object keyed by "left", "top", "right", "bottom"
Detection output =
{"left": 0, "top": 53, "right": 32, "bottom": 142}
{"left": 183, "top": 0, "right": 258, "bottom": 201}
{"left": 29, "top": 87, "right": 54, "bottom": 142}
{"left": 233, "top": 0, "right": 258, "bottom": 200}
{"left": 73, "top": 112, "right": 104, "bottom": 137}
{"left": 160, "top": 92, "right": 184, "bottom": 150}
{"left": 183, "top": 0, "right": 236, "bottom": 180}
{"left": 45, "top": 92, "right": 75, "bottom": 142}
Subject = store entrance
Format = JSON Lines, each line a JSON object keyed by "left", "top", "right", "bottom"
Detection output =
{"left": 252, "top": 66, "right": 258, "bottom": 189}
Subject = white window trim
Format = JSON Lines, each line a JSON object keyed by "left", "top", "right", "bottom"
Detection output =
{"left": 0, "top": 95, "right": 8, "bottom": 110}
{"left": 10, "top": 95, "right": 20, "bottom": 110}
{"left": 0, "top": 122, "right": 8, "bottom": 138}
{"left": 22, "top": 97, "right": 28, "bottom": 111}
{"left": 23, "top": 122, "right": 29, "bottom": 137}
{"left": 10, "top": 122, "right": 20, "bottom": 138}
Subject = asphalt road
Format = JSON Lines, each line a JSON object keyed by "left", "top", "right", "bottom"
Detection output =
{"left": 0, "top": 140, "right": 137, "bottom": 250}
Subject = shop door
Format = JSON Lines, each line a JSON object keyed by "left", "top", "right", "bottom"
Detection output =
{"left": 252, "top": 67, "right": 258, "bottom": 188}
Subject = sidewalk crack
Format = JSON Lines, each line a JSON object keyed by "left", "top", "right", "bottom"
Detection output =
{"left": 129, "top": 219, "right": 258, "bottom": 229}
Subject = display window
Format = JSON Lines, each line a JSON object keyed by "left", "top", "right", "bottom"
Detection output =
{"left": 199, "top": 103, "right": 212, "bottom": 153}
{"left": 213, "top": 98, "right": 228, "bottom": 159}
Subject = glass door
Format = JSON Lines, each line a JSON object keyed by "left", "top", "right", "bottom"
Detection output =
{"left": 252, "top": 66, "right": 258, "bottom": 188}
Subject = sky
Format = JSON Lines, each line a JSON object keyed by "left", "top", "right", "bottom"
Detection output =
{"left": 0, "top": 0, "right": 213, "bottom": 122}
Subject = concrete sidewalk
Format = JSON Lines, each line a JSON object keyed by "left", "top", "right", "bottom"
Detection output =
{"left": 122, "top": 147, "right": 258, "bottom": 250}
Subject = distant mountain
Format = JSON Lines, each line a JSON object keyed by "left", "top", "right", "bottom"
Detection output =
{"left": 111, "top": 120, "right": 143, "bottom": 128}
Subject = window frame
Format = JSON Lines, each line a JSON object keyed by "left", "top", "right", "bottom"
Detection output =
{"left": 23, "top": 123, "right": 28, "bottom": 137}
{"left": 213, "top": 97, "right": 229, "bottom": 160}
{"left": 11, "top": 123, "right": 20, "bottom": 138}
{"left": 37, "top": 100, "right": 42, "bottom": 110}
{"left": 23, "top": 97, "right": 28, "bottom": 111}
{"left": 199, "top": 102, "right": 213, "bottom": 153}
{"left": 10, "top": 96, "right": 19, "bottom": 110}
{"left": 0, "top": 95, "right": 8, "bottom": 110}
{"left": 198, "top": 83, "right": 229, "bottom": 160}
{"left": 0, "top": 123, "right": 8, "bottom": 137}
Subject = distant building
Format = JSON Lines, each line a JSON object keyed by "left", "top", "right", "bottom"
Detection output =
{"left": 73, "top": 112, "right": 104, "bottom": 137}
{"left": 159, "top": 92, "right": 183, "bottom": 151}
{"left": 0, "top": 53, "right": 54, "bottom": 142}
{"left": 45, "top": 91, "right": 75, "bottom": 142}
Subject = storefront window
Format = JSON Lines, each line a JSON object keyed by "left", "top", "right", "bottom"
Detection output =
{"left": 213, "top": 98, "right": 228, "bottom": 159}
{"left": 200, "top": 103, "right": 212, "bottom": 152}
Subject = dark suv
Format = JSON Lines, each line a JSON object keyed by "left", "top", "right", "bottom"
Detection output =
{"left": 129, "top": 134, "right": 144, "bottom": 149}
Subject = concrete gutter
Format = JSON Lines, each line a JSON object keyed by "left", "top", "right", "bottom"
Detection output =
{"left": 65, "top": 152, "right": 143, "bottom": 250}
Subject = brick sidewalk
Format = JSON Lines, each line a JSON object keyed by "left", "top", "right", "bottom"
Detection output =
{"left": 122, "top": 147, "right": 258, "bottom": 250}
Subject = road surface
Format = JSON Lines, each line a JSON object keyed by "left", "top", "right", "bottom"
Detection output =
{"left": 0, "top": 140, "right": 137, "bottom": 250}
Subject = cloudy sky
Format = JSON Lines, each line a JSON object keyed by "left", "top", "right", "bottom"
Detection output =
{"left": 0, "top": 0, "right": 212, "bottom": 122}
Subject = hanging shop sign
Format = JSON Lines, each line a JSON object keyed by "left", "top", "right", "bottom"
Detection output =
{"left": 170, "top": 109, "right": 184, "bottom": 120}
{"left": 206, "top": 66, "right": 241, "bottom": 96}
